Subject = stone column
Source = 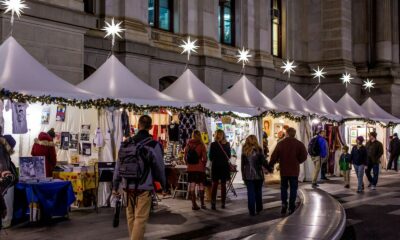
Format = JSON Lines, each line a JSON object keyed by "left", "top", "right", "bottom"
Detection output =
{"left": 352, "top": 0, "right": 368, "bottom": 66}
{"left": 253, "top": 0, "right": 274, "bottom": 68}
{"left": 391, "top": 0, "right": 399, "bottom": 64}
{"left": 196, "top": 0, "right": 220, "bottom": 58}
{"left": 375, "top": 0, "right": 392, "bottom": 64}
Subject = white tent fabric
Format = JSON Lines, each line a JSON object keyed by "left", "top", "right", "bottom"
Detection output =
{"left": 362, "top": 98, "right": 400, "bottom": 124}
{"left": 0, "top": 37, "right": 93, "bottom": 100}
{"left": 77, "top": 55, "right": 181, "bottom": 107}
{"left": 272, "top": 85, "right": 321, "bottom": 117}
{"left": 337, "top": 93, "right": 371, "bottom": 120}
{"left": 222, "top": 75, "right": 287, "bottom": 113}
{"left": 163, "top": 69, "right": 259, "bottom": 115}
{"left": 308, "top": 89, "right": 355, "bottom": 121}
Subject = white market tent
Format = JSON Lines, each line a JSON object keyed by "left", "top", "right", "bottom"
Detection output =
{"left": 162, "top": 69, "right": 259, "bottom": 116}
{"left": 272, "top": 85, "right": 321, "bottom": 117}
{"left": 77, "top": 55, "right": 181, "bottom": 107}
{"left": 0, "top": 37, "right": 93, "bottom": 100}
{"left": 308, "top": 89, "right": 356, "bottom": 121}
{"left": 337, "top": 93, "right": 372, "bottom": 120}
{"left": 362, "top": 98, "right": 400, "bottom": 124}
{"left": 222, "top": 75, "right": 287, "bottom": 113}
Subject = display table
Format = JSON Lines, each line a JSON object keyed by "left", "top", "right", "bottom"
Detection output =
{"left": 14, "top": 180, "right": 75, "bottom": 221}
{"left": 53, "top": 172, "right": 96, "bottom": 207}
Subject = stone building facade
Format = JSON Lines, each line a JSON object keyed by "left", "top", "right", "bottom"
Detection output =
{"left": 0, "top": 0, "right": 399, "bottom": 116}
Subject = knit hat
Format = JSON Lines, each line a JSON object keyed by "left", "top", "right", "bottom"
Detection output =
{"left": 47, "top": 128, "right": 56, "bottom": 139}
{"left": 3, "top": 135, "right": 16, "bottom": 149}
{"left": 356, "top": 136, "right": 364, "bottom": 143}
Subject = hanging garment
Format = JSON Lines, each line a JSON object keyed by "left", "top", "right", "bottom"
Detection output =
{"left": 93, "top": 128, "right": 105, "bottom": 148}
{"left": 179, "top": 113, "right": 196, "bottom": 148}
{"left": 152, "top": 125, "right": 159, "bottom": 141}
{"left": 11, "top": 102, "right": 28, "bottom": 134}
{"left": 121, "top": 110, "right": 130, "bottom": 138}
{"left": 168, "top": 123, "right": 179, "bottom": 142}
{"left": 0, "top": 101, "right": 4, "bottom": 135}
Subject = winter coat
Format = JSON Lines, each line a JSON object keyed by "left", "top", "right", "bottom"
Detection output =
{"left": 350, "top": 145, "right": 368, "bottom": 166}
{"left": 366, "top": 140, "right": 384, "bottom": 165}
{"left": 0, "top": 137, "right": 15, "bottom": 173}
{"left": 269, "top": 137, "right": 308, "bottom": 177}
{"left": 184, "top": 139, "right": 207, "bottom": 173}
{"left": 389, "top": 137, "right": 400, "bottom": 157}
{"left": 209, "top": 141, "right": 231, "bottom": 181}
{"left": 113, "top": 130, "right": 166, "bottom": 191}
{"left": 31, "top": 132, "right": 57, "bottom": 178}
{"left": 241, "top": 148, "right": 267, "bottom": 181}
{"left": 318, "top": 136, "right": 328, "bottom": 158}
{"left": 339, "top": 153, "right": 351, "bottom": 171}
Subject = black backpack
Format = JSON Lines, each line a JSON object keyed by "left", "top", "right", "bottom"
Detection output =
{"left": 118, "top": 137, "right": 153, "bottom": 189}
{"left": 186, "top": 145, "right": 200, "bottom": 164}
{"left": 308, "top": 136, "right": 321, "bottom": 157}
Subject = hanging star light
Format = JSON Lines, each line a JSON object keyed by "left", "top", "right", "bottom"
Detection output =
{"left": 1, "top": 0, "right": 28, "bottom": 32}
{"left": 340, "top": 72, "right": 353, "bottom": 87}
{"left": 281, "top": 59, "right": 297, "bottom": 79}
{"left": 179, "top": 36, "right": 199, "bottom": 61}
{"left": 236, "top": 47, "right": 252, "bottom": 69}
{"left": 102, "top": 18, "right": 125, "bottom": 50}
{"left": 363, "top": 78, "right": 375, "bottom": 92}
{"left": 311, "top": 66, "right": 327, "bottom": 83}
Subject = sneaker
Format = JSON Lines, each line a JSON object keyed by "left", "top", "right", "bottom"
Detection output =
{"left": 357, "top": 190, "right": 362, "bottom": 193}
{"left": 211, "top": 203, "right": 216, "bottom": 210}
{"left": 367, "top": 183, "right": 372, "bottom": 188}
{"left": 288, "top": 209, "right": 295, "bottom": 215}
{"left": 371, "top": 185, "right": 376, "bottom": 190}
{"left": 221, "top": 204, "right": 226, "bottom": 209}
{"left": 312, "top": 183, "right": 319, "bottom": 188}
{"left": 281, "top": 205, "right": 287, "bottom": 215}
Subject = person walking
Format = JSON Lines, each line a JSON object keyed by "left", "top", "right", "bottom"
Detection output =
{"left": 113, "top": 115, "right": 166, "bottom": 240}
{"left": 209, "top": 129, "right": 231, "bottom": 210}
{"left": 269, "top": 128, "right": 307, "bottom": 215}
{"left": 241, "top": 135, "right": 268, "bottom": 216}
{"left": 365, "top": 132, "right": 383, "bottom": 190}
{"left": 184, "top": 130, "right": 207, "bottom": 210}
{"left": 387, "top": 133, "right": 400, "bottom": 171}
{"left": 339, "top": 145, "right": 351, "bottom": 188}
{"left": 350, "top": 136, "right": 368, "bottom": 193}
{"left": 309, "top": 130, "right": 328, "bottom": 188}
{"left": 31, "top": 131, "right": 57, "bottom": 177}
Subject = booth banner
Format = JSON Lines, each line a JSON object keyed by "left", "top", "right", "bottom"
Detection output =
{"left": 53, "top": 172, "right": 96, "bottom": 202}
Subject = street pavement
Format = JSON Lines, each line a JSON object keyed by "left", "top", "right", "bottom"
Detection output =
{"left": 2, "top": 171, "right": 400, "bottom": 240}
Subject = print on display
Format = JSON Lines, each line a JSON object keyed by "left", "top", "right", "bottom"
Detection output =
{"left": 69, "top": 133, "right": 79, "bottom": 150}
{"left": 80, "top": 143, "right": 92, "bottom": 156}
{"left": 41, "top": 107, "right": 50, "bottom": 124}
{"left": 56, "top": 104, "right": 66, "bottom": 122}
{"left": 61, "top": 132, "right": 70, "bottom": 150}
{"left": 19, "top": 156, "right": 46, "bottom": 181}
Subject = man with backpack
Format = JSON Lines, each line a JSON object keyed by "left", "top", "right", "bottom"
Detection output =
{"left": 309, "top": 130, "right": 328, "bottom": 188}
{"left": 113, "top": 115, "right": 166, "bottom": 240}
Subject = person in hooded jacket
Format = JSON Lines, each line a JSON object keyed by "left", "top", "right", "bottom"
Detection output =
{"left": 31, "top": 131, "right": 57, "bottom": 177}
{"left": 350, "top": 136, "right": 368, "bottom": 193}
{"left": 184, "top": 130, "right": 207, "bottom": 210}
{"left": 241, "top": 135, "right": 269, "bottom": 216}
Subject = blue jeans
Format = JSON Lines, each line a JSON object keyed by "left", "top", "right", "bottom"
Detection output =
{"left": 245, "top": 180, "right": 263, "bottom": 215}
{"left": 280, "top": 176, "right": 298, "bottom": 211}
{"left": 354, "top": 164, "right": 365, "bottom": 191}
{"left": 365, "top": 164, "right": 379, "bottom": 186}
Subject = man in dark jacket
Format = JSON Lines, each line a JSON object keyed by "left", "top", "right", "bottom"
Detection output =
{"left": 269, "top": 128, "right": 308, "bottom": 215}
{"left": 113, "top": 115, "right": 166, "bottom": 240}
{"left": 387, "top": 133, "right": 400, "bottom": 171}
{"left": 365, "top": 132, "right": 383, "bottom": 190}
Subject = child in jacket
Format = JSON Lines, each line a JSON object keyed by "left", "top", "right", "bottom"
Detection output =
{"left": 339, "top": 145, "right": 351, "bottom": 188}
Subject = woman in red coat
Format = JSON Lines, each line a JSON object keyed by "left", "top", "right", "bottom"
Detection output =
{"left": 31, "top": 132, "right": 57, "bottom": 177}
{"left": 184, "top": 130, "right": 207, "bottom": 210}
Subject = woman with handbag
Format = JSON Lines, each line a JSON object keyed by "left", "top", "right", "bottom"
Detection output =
{"left": 184, "top": 130, "right": 207, "bottom": 210}
{"left": 241, "top": 135, "right": 268, "bottom": 216}
{"left": 209, "top": 129, "right": 231, "bottom": 210}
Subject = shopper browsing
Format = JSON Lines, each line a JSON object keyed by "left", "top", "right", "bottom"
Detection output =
{"left": 339, "top": 146, "right": 351, "bottom": 188}
{"left": 350, "top": 136, "right": 368, "bottom": 193}
{"left": 184, "top": 130, "right": 207, "bottom": 210}
{"left": 241, "top": 135, "right": 269, "bottom": 216}
{"left": 309, "top": 130, "right": 328, "bottom": 188}
{"left": 209, "top": 129, "right": 231, "bottom": 210}
{"left": 365, "top": 132, "right": 383, "bottom": 190}
{"left": 269, "top": 127, "right": 307, "bottom": 215}
{"left": 387, "top": 133, "right": 400, "bottom": 171}
{"left": 113, "top": 115, "right": 166, "bottom": 240}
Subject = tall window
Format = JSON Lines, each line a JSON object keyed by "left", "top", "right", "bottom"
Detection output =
{"left": 218, "top": 0, "right": 235, "bottom": 46}
{"left": 272, "top": 0, "right": 282, "bottom": 57}
{"left": 84, "top": 0, "right": 95, "bottom": 14}
{"left": 148, "top": 0, "right": 173, "bottom": 32}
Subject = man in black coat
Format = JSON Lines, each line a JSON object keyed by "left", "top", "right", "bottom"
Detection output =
{"left": 388, "top": 133, "right": 400, "bottom": 171}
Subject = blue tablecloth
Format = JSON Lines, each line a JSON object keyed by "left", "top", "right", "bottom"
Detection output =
{"left": 14, "top": 180, "right": 76, "bottom": 220}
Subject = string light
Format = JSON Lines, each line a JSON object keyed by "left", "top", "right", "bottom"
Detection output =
{"left": 281, "top": 59, "right": 297, "bottom": 79}
{"left": 1, "top": 0, "right": 28, "bottom": 33}
{"left": 236, "top": 47, "right": 251, "bottom": 69}
{"left": 179, "top": 36, "right": 199, "bottom": 61}
{"left": 363, "top": 79, "right": 375, "bottom": 92}
{"left": 340, "top": 72, "right": 353, "bottom": 87}
{"left": 102, "top": 18, "right": 125, "bottom": 49}
{"left": 311, "top": 66, "right": 326, "bottom": 83}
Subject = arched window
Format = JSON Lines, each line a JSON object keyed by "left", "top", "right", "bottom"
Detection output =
{"left": 159, "top": 76, "right": 178, "bottom": 91}
{"left": 218, "top": 0, "right": 235, "bottom": 46}
{"left": 271, "top": 0, "right": 282, "bottom": 57}
{"left": 148, "top": 0, "right": 174, "bottom": 32}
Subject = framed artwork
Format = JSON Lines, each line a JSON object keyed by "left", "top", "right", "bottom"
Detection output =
{"left": 263, "top": 119, "right": 271, "bottom": 137}
{"left": 19, "top": 156, "right": 46, "bottom": 181}
{"left": 274, "top": 123, "right": 284, "bottom": 138}
{"left": 56, "top": 104, "right": 66, "bottom": 122}
{"left": 41, "top": 107, "right": 50, "bottom": 124}
{"left": 61, "top": 132, "right": 70, "bottom": 150}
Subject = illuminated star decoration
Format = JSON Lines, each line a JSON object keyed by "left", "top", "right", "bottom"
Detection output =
{"left": 311, "top": 66, "right": 327, "bottom": 83}
{"left": 236, "top": 47, "right": 252, "bottom": 70}
{"left": 179, "top": 36, "right": 199, "bottom": 61}
{"left": 1, "top": 0, "right": 28, "bottom": 28}
{"left": 363, "top": 79, "right": 375, "bottom": 92}
{"left": 340, "top": 72, "right": 353, "bottom": 87}
{"left": 281, "top": 59, "right": 297, "bottom": 79}
{"left": 102, "top": 18, "right": 125, "bottom": 49}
